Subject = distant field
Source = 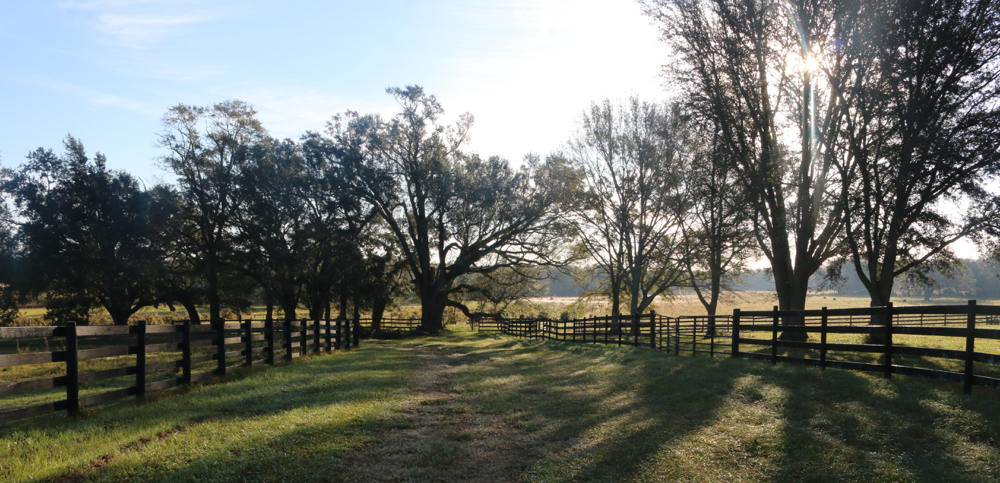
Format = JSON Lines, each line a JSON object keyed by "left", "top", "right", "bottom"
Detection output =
{"left": 434, "top": 292, "right": 1000, "bottom": 320}
{"left": 14, "top": 292, "right": 999, "bottom": 326}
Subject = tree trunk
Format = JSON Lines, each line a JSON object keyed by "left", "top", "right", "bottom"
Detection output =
{"left": 610, "top": 278, "right": 623, "bottom": 335}
{"left": 337, "top": 292, "right": 348, "bottom": 320}
{"left": 207, "top": 254, "right": 221, "bottom": 328}
{"left": 866, "top": 279, "right": 894, "bottom": 344}
{"left": 371, "top": 299, "right": 386, "bottom": 331}
{"left": 420, "top": 288, "right": 446, "bottom": 334}
{"left": 281, "top": 299, "right": 296, "bottom": 322}
{"left": 109, "top": 308, "right": 130, "bottom": 326}
{"left": 773, "top": 262, "right": 809, "bottom": 341}
{"left": 182, "top": 300, "right": 201, "bottom": 325}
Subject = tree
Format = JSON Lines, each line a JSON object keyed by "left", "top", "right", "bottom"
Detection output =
{"left": 5, "top": 137, "right": 166, "bottom": 325}
{"left": 456, "top": 266, "right": 547, "bottom": 320}
{"left": 567, "top": 98, "right": 688, "bottom": 334}
{"left": 300, "top": 132, "right": 378, "bottom": 321}
{"left": 150, "top": 185, "right": 207, "bottom": 325}
{"left": 831, "top": 0, "right": 1000, "bottom": 314}
{"left": 677, "top": 122, "right": 757, "bottom": 324}
{"left": 644, "top": 0, "right": 848, "bottom": 339}
{"left": 0, "top": 181, "right": 21, "bottom": 326}
{"left": 232, "top": 138, "right": 312, "bottom": 322}
{"left": 159, "top": 100, "right": 265, "bottom": 327}
{"left": 334, "top": 86, "right": 572, "bottom": 333}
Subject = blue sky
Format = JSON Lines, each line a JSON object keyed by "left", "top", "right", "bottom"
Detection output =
{"left": 0, "top": 0, "right": 666, "bottom": 185}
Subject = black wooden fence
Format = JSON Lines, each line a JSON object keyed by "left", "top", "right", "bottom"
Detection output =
{"left": 0, "top": 317, "right": 361, "bottom": 424}
{"left": 489, "top": 301, "right": 1000, "bottom": 394}
{"left": 357, "top": 317, "right": 421, "bottom": 335}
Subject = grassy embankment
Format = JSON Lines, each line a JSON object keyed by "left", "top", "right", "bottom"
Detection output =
{"left": 3, "top": 327, "right": 1000, "bottom": 481}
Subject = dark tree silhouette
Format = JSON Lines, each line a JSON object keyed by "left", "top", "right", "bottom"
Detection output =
{"left": 4, "top": 137, "right": 167, "bottom": 325}
{"left": 232, "top": 138, "right": 312, "bottom": 322}
{"left": 831, "top": 0, "right": 1000, "bottom": 315}
{"left": 645, "top": 0, "right": 849, "bottom": 339}
{"left": 567, "top": 98, "right": 688, "bottom": 334}
{"left": 159, "top": 100, "right": 265, "bottom": 327}
{"left": 332, "top": 86, "right": 572, "bottom": 333}
{"left": 677, "top": 123, "right": 757, "bottom": 321}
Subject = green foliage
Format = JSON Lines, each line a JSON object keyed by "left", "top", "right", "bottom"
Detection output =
{"left": 3, "top": 137, "right": 169, "bottom": 325}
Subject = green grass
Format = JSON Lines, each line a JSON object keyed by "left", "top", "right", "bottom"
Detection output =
{"left": 3, "top": 329, "right": 1000, "bottom": 481}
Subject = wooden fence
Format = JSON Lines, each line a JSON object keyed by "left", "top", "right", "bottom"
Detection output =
{"left": 357, "top": 317, "right": 421, "bottom": 334}
{"left": 489, "top": 301, "right": 1000, "bottom": 394}
{"left": 0, "top": 317, "right": 361, "bottom": 424}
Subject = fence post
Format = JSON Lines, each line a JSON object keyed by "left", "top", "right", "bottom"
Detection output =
{"left": 965, "top": 300, "right": 976, "bottom": 394}
{"left": 731, "top": 309, "right": 741, "bottom": 358}
{"left": 265, "top": 317, "right": 275, "bottom": 365}
{"left": 300, "top": 318, "right": 307, "bottom": 356}
{"left": 633, "top": 313, "right": 639, "bottom": 347}
{"left": 674, "top": 317, "right": 680, "bottom": 355}
{"left": 136, "top": 320, "right": 147, "bottom": 399}
{"left": 215, "top": 317, "right": 226, "bottom": 375}
{"left": 709, "top": 317, "right": 715, "bottom": 358}
{"left": 345, "top": 318, "right": 353, "bottom": 350}
{"left": 771, "top": 306, "right": 779, "bottom": 365}
{"left": 65, "top": 322, "right": 79, "bottom": 416}
{"left": 325, "top": 319, "right": 332, "bottom": 353}
{"left": 284, "top": 319, "right": 293, "bottom": 361}
{"left": 353, "top": 317, "right": 360, "bottom": 347}
{"left": 313, "top": 319, "right": 321, "bottom": 354}
{"left": 182, "top": 320, "right": 192, "bottom": 384}
{"left": 883, "top": 303, "right": 893, "bottom": 378}
{"left": 649, "top": 311, "right": 656, "bottom": 349}
{"left": 820, "top": 307, "right": 828, "bottom": 370}
{"left": 692, "top": 317, "right": 698, "bottom": 356}
{"left": 243, "top": 318, "right": 252, "bottom": 367}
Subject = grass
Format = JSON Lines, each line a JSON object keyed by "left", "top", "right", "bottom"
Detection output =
{"left": 3, "top": 328, "right": 1000, "bottom": 481}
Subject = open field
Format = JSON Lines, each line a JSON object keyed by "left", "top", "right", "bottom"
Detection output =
{"left": 3, "top": 328, "right": 1000, "bottom": 481}
{"left": 14, "top": 293, "right": 998, "bottom": 327}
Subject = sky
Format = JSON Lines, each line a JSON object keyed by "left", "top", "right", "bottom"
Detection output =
{"left": 0, "top": 0, "right": 982, "bottom": 260}
{"left": 0, "top": 0, "right": 667, "bottom": 186}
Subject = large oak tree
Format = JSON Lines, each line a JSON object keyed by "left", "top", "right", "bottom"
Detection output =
{"left": 332, "top": 86, "right": 571, "bottom": 333}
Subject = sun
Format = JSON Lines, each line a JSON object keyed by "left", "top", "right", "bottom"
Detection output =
{"left": 786, "top": 50, "right": 823, "bottom": 74}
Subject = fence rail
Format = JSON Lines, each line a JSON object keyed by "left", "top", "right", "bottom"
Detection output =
{"left": 487, "top": 301, "right": 1000, "bottom": 394}
{"left": 0, "top": 317, "right": 361, "bottom": 424}
{"left": 357, "top": 317, "right": 421, "bottom": 334}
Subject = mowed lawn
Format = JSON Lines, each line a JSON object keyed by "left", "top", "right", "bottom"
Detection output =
{"left": 3, "top": 330, "right": 1000, "bottom": 481}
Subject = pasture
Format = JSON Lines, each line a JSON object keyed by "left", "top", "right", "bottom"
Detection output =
{"left": 3, "top": 328, "right": 1000, "bottom": 481}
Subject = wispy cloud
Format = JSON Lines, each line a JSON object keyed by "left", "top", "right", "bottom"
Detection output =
{"left": 94, "top": 12, "right": 215, "bottom": 46}
{"left": 40, "top": 78, "right": 160, "bottom": 117}
{"left": 59, "top": 0, "right": 223, "bottom": 48}
{"left": 58, "top": 0, "right": 162, "bottom": 10}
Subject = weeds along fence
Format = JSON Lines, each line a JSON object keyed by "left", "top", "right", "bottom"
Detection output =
{"left": 0, "top": 317, "right": 362, "bottom": 424}
{"left": 488, "top": 301, "right": 1000, "bottom": 394}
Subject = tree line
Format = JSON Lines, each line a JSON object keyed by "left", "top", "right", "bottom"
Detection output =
{"left": 0, "top": 0, "right": 997, "bottom": 336}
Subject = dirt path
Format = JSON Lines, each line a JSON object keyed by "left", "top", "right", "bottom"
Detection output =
{"left": 339, "top": 344, "right": 535, "bottom": 482}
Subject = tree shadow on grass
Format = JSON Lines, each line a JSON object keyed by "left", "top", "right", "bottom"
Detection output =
{"left": 439, "top": 339, "right": 744, "bottom": 481}
{"left": 772, "top": 365, "right": 1000, "bottom": 481}
{"left": 2, "top": 346, "right": 418, "bottom": 481}
{"left": 452, "top": 337, "right": 1000, "bottom": 481}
